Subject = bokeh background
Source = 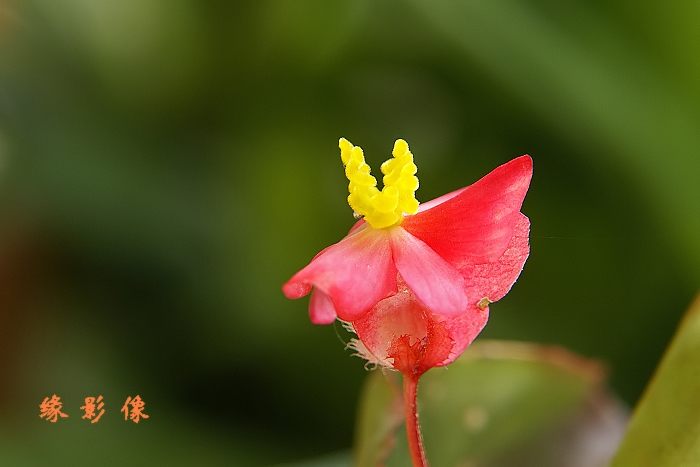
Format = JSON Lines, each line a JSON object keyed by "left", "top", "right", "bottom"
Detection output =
{"left": 0, "top": 0, "right": 698, "bottom": 465}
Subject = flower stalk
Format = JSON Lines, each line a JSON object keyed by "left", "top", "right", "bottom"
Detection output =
{"left": 403, "top": 374, "right": 428, "bottom": 467}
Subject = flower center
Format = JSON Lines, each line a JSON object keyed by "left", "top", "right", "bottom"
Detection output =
{"left": 339, "top": 138, "right": 420, "bottom": 229}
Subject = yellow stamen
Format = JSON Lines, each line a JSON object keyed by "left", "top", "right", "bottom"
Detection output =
{"left": 339, "top": 138, "right": 420, "bottom": 229}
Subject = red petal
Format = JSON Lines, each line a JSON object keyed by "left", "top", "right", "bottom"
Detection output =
{"left": 352, "top": 285, "right": 480, "bottom": 373}
{"left": 309, "top": 289, "right": 337, "bottom": 325}
{"left": 436, "top": 305, "right": 490, "bottom": 366}
{"left": 416, "top": 186, "right": 466, "bottom": 213}
{"left": 352, "top": 287, "right": 432, "bottom": 368}
{"left": 435, "top": 215, "right": 530, "bottom": 365}
{"left": 390, "top": 227, "right": 468, "bottom": 317}
{"left": 387, "top": 321, "right": 453, "bottom": 377}
{"left": 462, "top": 213, "right": 531, "bottom": 305}
{"left": 403, "top": 155, "right": 532, "bottom": 266}
{"left": 412, "top": 317, "right": 455, "bottom": 371}
{"left": 282, "top": 226, "right": 397, "bottom": 321}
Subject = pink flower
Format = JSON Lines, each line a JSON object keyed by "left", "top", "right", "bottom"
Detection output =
{"left": 283, "top": 139, "right": 531, "bottom": 376}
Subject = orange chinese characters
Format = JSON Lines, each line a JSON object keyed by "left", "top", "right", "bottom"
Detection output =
{"left": 121, "top": 395, "right": 149, "bottom": 423}
{"left": 80, "top": 395, "right": 105, "bottom": 423}
{"left": 39, "top": 394, "right": 69, "bottom": 423}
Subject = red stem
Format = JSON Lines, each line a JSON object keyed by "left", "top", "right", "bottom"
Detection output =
{"left": 403, "top": 374, "right": 428, "bottom": 467}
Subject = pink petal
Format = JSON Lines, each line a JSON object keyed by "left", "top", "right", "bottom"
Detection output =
{"left": 462, "top": 213, "right": 531, "bottom": 304}
{"left": 402, "top": 155, "right": 532, "bottom": 266}
{"left": 282, "top": 226, "right": 397, "bottom": 321}
{"left": 390, "top": 227, "right": 468, "bottom": 317}
{"left": 348, "top": 218, "right": 366, "bottom": 235}
{"left": 309, "top": 289, "right": 337, "bottom": 325}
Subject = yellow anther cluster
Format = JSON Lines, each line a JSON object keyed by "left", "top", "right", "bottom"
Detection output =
{"left": 339, "top": 138, "right": 420, "bottom": 229}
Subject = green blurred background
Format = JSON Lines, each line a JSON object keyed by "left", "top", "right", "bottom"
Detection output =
{"left": 0, "top": 0, "right": 698, "bottom": 465}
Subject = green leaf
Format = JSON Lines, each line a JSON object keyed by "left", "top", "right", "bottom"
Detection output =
{"left": 355, "top": 340, "right": 626, "bottom": 467}
{"left": 612, "top": 294, "right": 700, "bottom": 466}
